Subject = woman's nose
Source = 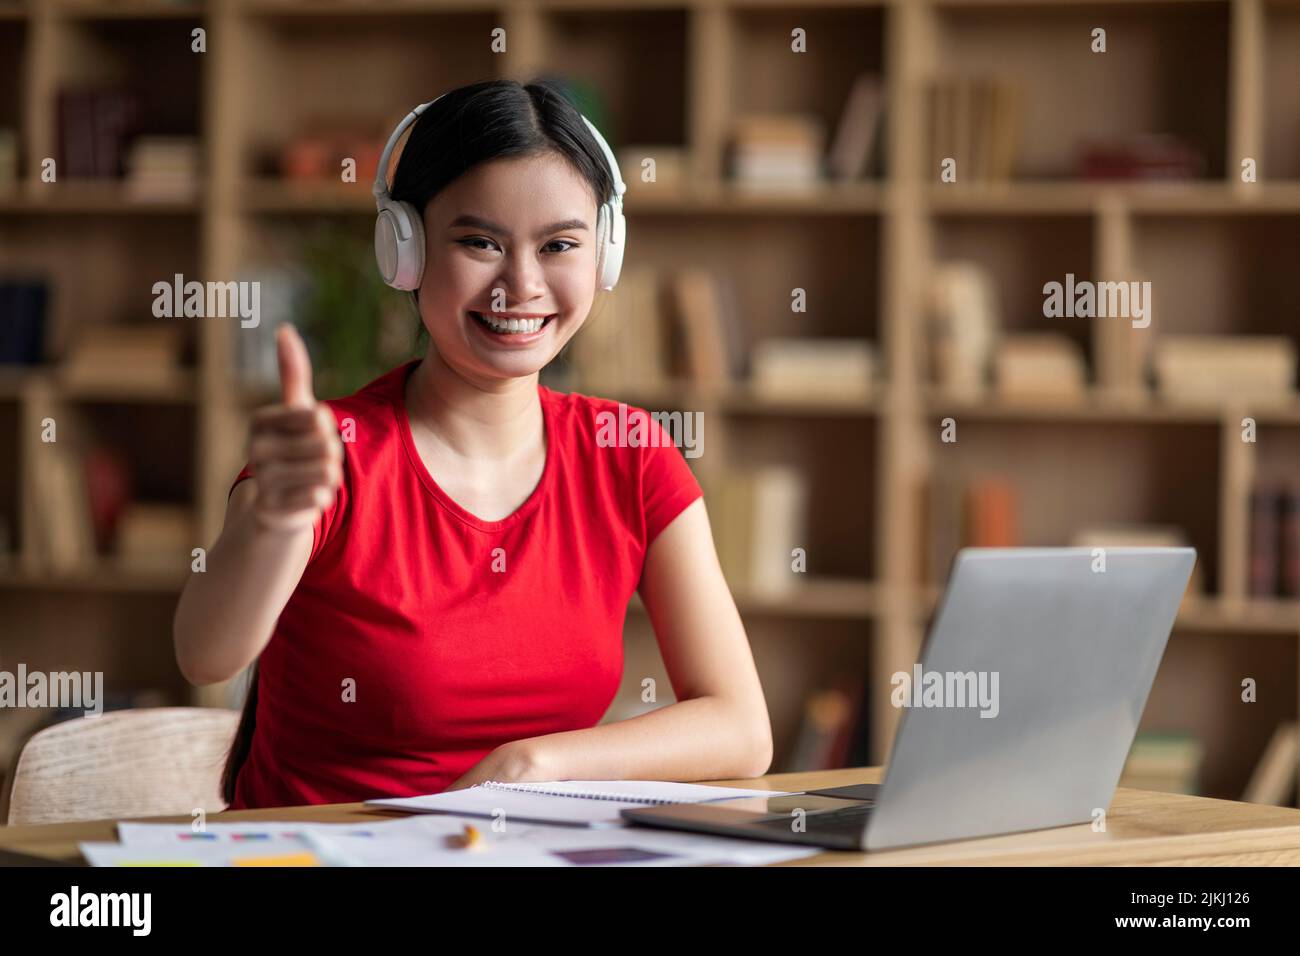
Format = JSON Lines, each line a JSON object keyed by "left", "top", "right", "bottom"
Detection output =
{"left": 498, "top": 250, "right": 548, "bottom": 302}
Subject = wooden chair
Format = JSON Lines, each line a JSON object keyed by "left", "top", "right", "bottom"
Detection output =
{"left": 1, "top": 708, "right": 239, "bottom": 826}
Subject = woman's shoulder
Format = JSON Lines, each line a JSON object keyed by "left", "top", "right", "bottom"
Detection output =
{"left": 541, "top": 385, "right": 693, "bottom": 463}
{"left": 320, "top": 362, "right": 413, "bottom": 436}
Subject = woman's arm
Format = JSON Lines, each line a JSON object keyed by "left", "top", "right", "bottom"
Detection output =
{"left": 173, "top": 325, "right": 342, "bottom": 686}
{"left": 450, "top": 497, "right": 774, "bottom": 787}
{"left": 172, "top": 480, "right": 314, "bottom": 685}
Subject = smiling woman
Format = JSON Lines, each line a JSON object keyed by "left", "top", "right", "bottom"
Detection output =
{"left": 172, "top": 79, "right": 772, "bottom": 811}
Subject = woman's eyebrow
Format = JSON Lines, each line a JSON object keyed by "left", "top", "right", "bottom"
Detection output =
{"left": 449, "top": 214, "right": 589, "bottom": 236}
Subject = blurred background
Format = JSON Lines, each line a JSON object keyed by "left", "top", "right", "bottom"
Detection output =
{"left": 1, "top": 0, "right": 1299, "bottom": 809}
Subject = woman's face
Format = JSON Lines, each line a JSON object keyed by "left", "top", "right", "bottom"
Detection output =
{"left": 416, "top": 151, "right": 602, "bottom": 385}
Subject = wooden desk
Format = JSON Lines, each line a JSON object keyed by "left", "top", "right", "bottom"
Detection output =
{"left": 3, "top": 767, "right": 1300, "bottom": 866}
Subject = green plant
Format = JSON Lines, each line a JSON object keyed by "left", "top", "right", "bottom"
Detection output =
{"left": 297, "top": 224, "right": 410, "bottom": 397}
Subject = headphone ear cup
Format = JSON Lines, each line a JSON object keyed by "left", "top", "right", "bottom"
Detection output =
{"left": 375, "top": 200, "right": 426, "bottom": 291}
{"left": 594, "top": 202, "right": 610, "bottom": 290}
{"left": 597, "top": 202, "right": 625, "bottom": 292}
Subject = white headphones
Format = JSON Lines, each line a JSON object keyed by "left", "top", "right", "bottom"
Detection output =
{"left": 373, "top": 92, "right": 628, "bottom": 293}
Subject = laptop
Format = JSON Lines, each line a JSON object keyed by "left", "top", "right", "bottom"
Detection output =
{"left": 623, "top": 546, "right": 1196, "bottom": 852}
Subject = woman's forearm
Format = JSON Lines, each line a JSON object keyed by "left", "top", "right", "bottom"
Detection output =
{"left": 173, "top": 482, "right": 313, "bottom": 686}
{"left": 526, "top": 695, "right": 773, "bottom": 783}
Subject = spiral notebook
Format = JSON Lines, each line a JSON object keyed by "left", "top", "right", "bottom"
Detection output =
{"left": 366, "top": 780, "right": 792, "bottom": 828}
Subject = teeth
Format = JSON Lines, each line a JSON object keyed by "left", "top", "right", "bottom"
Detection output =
{"left": 476, "top": 312, "right": 546, "bottom": 334}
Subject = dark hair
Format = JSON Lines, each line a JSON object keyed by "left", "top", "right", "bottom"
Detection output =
{"left": 394, "top": 77, "right": 615, "bottom": 324}
{"left": 219, "top": 77, "right": 617, "bottom": 808}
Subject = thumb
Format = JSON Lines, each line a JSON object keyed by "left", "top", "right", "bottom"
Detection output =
{"left": 277, "top": 324, "right": 315, "bottom": 409}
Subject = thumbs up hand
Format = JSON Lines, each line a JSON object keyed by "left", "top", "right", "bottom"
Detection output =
{"left": 247, "top": 324, "right": 344, "bottom": 532}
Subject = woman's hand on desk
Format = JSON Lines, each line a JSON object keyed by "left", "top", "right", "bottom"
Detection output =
{"left": 445, "top": 739, "right": 552, "bottom": 791}
{"left": 249, "top": 324, "right": 344, "bottom": 533}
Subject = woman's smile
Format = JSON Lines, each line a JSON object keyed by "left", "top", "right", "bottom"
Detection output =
{"left": 467, "top": 309, "right": 558, "bottom": 346}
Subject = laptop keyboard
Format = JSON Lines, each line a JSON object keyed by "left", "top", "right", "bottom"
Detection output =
{"left": 750, "top": 802, "right": 875, "bottom": 834}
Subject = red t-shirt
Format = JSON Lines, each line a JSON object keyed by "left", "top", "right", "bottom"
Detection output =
{"left": 227, "top": 360, "right": 703, "bottom": 809}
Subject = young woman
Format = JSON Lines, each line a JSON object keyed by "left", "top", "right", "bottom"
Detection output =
{"left": 173, "top": 79, "right": 772, "bottom": 810}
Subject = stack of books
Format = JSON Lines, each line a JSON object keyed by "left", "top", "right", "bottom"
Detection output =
{"left": 749, "top": 337, "right": 875, "bottom": 403}
{"left": 124, "top": 135, "right": 200, "bottom": 202}
{"left": 61, "top": 323, "right": 186, "bottom": 392}
{"left": 727, "top": 113, "right": 825, "bottom": 191}
{"left": 994, "top": 334, "right": 1088, "bottom": 400}
{"left": 1152, "top": 335, "right": 1295, "bottom": 402}
{"left": 114, "top": 503, "right": 194, "bottom": 573}
{"left": 1077, "top": 134, "right": 1204, "bottom": 180}
{"left": 616, "top": 145, "right": 687, "bottom": 195}
{"left": 925, "top": 74, "right": 1021, "bottom": 182}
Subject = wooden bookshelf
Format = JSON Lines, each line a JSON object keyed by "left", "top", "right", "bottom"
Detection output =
{"left": 1, "top": 0, "right": 1299, "bottom": 805}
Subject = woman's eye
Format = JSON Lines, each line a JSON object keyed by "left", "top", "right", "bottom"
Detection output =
{"left": 458, "top": 237, "right": 576, "bottom": 254}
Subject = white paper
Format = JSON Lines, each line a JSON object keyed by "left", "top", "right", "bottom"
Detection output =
{"left": 301, "top": 814, "right": 820, "bottom": 867}
{"left": 365, "top": 780, "right": 794, "bottom": 827}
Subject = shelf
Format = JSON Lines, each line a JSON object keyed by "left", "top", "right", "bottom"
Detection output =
{"left": 926, "top": 181, "right": 1300, "bottom": 216}
{"left": 1177, "top": 597, "right": 1300, "bottom": 636}
{"left": 51, "top": 0, "right": 206, "bottom": 20}
{"left": 923, "top": 389, "right": 1300, "bottom": 425}
{"left": 0, "top": 565, "right": 187, "bottom": 594}
{"left": 238, "top": 176, "right": 889, "bottom": 216}
{"left": 0, "top": 180, "right": 199, "bottom": 215}
{"left": 917, "top": 584, "right": 1300, "bottom": 636}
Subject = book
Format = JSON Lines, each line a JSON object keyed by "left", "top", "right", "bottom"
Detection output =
{"left": 366, "top": 780, "right": 793, "bottom": 828}
{"left": 710, "top": 466, "right": 809, "bottom": 597}
{"left": 1241, "top": 722, "right": 1299, "bottom": 805}
{"left": 925, "top": 74, "right": 1020, "bottom": 182}
{"left": 1281, "top": 488, "right": 1300, "bottom": 598}
{"left": 668, "top": 267, "right": 737, "bottom": 395}
{"left": 1120, "top": 732, "right": 1204, "bottom": 795}
{"left": 965, "top": 477, "right": 1018, "bottom": 548}
{"left": 826, "top": 73, "right": 885, "bottom": 181}
{"left": 1249, "top": 487, "right": 1282, "bottom": 598}
{"left": 925, "top": 262, "right": 999, "bottom": 397}
{"left": 0, "top": 279, "right": 48, "bottom": 365}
